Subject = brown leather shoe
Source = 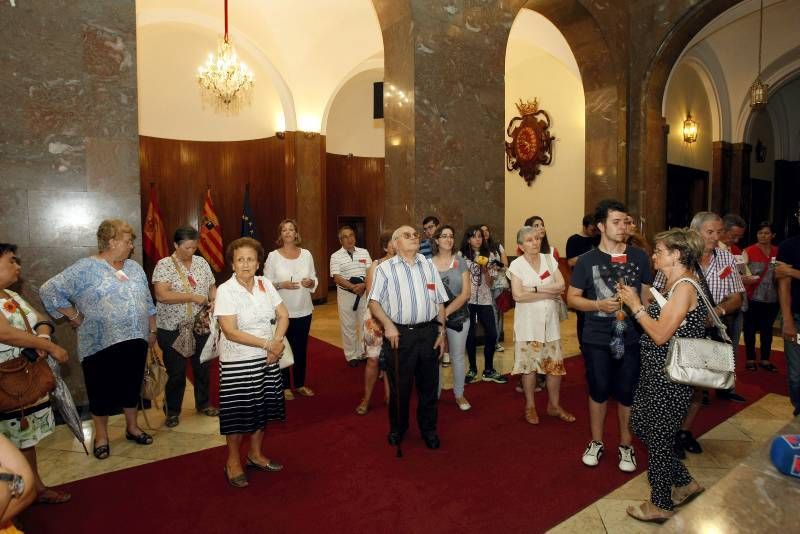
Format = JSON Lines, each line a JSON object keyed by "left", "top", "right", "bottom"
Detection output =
{"left": 672, "top": 480, "right": 704, "bottom": 507}
{"left": 626, "top": 502, "right": 673, "bottom": 523}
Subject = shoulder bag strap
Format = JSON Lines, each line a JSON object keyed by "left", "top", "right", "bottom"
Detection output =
{"left": 668, "top": 277, "right": 731, "bottom": 343}
{"left": 170, "top": 256, "right": 193, "bottom": 320}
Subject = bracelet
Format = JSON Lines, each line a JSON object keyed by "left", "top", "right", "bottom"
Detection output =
{"left": 149, "top": 330, "right": 157, "bottom": 334}
{"left": 633, "top": 306, "right": 646, "bottom": 320}
{"left": 66, "top": 309, "right": 80, "bottom": 321}
{"left": 33, "top": 320, "right": 56, "bottom": 334}
{"left": 36, "top": 334, "right": 51, "bottom": 340}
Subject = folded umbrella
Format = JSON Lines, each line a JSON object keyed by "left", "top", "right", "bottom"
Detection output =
{"left": 349, "top": 276, "right": 366, "bottom": 311}
{"left": 45, "top": 357, "right": 88, "bottom": 455}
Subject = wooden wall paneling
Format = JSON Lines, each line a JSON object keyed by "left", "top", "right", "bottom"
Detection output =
{"left": 139, "top": 136, "right": 286, "bottom": 284}
{"left": 325, "top": 153, "right": 386, "bottom": 264}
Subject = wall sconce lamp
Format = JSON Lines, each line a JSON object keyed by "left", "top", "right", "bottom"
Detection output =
{"left": 303, "top": 131, "right": 318, "bottom": 139}
{"left": 682, "top": 114, "right": 698, "bottom": 143}
{"left": 276, "top": 131, "right": 285, "bottom": 139}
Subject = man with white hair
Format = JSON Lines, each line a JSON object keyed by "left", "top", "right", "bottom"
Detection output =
{"left": 368, "top": 225, "right": 448, "bottom": 450}
{"left": 330, "top": 226, "right": 371, "bottom": 366}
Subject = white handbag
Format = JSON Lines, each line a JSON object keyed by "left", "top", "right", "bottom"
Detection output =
{"left": 663, "top": 278, "right": 735, "bottom": 390}
{"left": 270, "top": 320, "right": 294, "bottom": 369}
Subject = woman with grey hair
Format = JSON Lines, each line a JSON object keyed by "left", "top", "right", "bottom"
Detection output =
{"left": 152, "top": 225, "right": 218, "bottom": 428}
{"left": 40, "top": 219, "right": 157, "bottom": 460}
{"left": 508, "top": 226, "right": 573, "bottom": 424}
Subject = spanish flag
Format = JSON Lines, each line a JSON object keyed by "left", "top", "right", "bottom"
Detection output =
{"left": 142, "top": 184, "right": 169, "bottom": 263}
{"left": 199, "top": 189, "right": 225, "bottom": 272}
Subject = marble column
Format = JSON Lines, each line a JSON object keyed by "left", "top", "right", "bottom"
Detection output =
{"left": 0, "top": 1, "right": 140, "bottom": 403}
{"left": 729, "top": 143, "right": 751, "bottom": 216}
{"left": 712, "top": 141, "right": 733, "bottom": 215}
{"left": 286, "top": 132, "right": 328, "bottom": 301}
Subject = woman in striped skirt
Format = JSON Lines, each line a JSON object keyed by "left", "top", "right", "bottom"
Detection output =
{"left": 214, "top": 237, "right": 289, "bottom": 488}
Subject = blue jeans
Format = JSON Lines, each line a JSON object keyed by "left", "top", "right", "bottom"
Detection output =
{"left": 784, "top": 313, "right": 800, "bottom": 416}
{"left": 440, "top": 319, "right": 470, "bottom": 398}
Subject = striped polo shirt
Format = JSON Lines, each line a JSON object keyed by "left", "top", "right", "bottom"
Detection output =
{"left": 330, "top": 246, "right": 371, "bottom": 289}
{"left": 654, "top": 247, "right": 744, "bottom": 305}
{"left": 368, "top": 253, "right": 448, "bottom": 325}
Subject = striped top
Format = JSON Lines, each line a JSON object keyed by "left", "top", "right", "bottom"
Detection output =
{"left": 330, "top": 246, "right": 371, "bottom": 287}
{"left": 368, "top": 254, "right": 448, "bottom": 325}
{"left": 653, "top": 247, "right": 744, "bottom": 305}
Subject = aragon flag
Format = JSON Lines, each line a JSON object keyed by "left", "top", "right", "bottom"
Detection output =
{"left": 199, "top": 189, "right": 225, "bottom": 272}
{"left": 142, "top": 184, "right": 169, "bottom": 263}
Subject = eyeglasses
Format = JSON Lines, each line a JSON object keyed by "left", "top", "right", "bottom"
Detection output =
{"left": 235, "top": 257, "right": 259, "bottom": 264}
{"left": 401, "top": 231, "right": 420, "bottom": 240}
{"left": 438, "top": 234, "right": 454, "bottom": 239}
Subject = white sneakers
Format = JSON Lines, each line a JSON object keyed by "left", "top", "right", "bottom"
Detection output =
{"left": 582, "top": 440, "right": 604, "bottom": 466}
{"left": 618, "top": 445, "right": 637, "bottom": 472}
{"left": 581, "top": 440, "right": 637, "bottom": 472}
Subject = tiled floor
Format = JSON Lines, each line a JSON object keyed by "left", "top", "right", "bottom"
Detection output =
{"left": 36, "top": 294, "right": 795, "bottom": 534}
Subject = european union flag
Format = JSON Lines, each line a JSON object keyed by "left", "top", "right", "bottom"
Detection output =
{"left": 241, "top": 185, "right": 259, "bottom": 240}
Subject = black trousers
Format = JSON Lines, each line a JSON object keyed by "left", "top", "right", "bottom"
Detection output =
{"left": 282, "top": 314, "right": 312, "bottom": 389}
{"left": 81, "top": 339, "right": 147, "bottom": 416}
{"left": 466, "top": 304, "right": 497, "bottom": 373}
{"left": 743, "top": 300, "right": 780, "bottom": 361}
{"left": 157, "top": 328, "right": 211, "bottom": 416}
{"left": 384, "top": 323, "right": 439, "bottom": 438}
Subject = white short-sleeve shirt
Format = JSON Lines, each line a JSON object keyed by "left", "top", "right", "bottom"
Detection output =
{"left": 508, "top": 254, "right": 561, "bottom": 342}
{"left": 213, "top": 275, "right": 283, "bottom": 362}
{"left": 264, "top": 248, "right": 318, "bottom": 318}
{"left": 330, "top": 247, "right": 371, "bottom": 287}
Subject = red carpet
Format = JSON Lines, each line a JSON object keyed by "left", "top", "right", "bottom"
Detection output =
{"left": 23, "top": 341, "right": 789, "bottom": 533}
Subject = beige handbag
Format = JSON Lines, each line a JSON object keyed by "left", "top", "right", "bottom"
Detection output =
{"left": 170, "top": 256, "right": 197, "bottom": 358}
{"left": 663, "top": 278, "right": 735, "bottom": 390}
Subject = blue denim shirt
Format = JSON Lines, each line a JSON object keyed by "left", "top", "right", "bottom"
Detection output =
{"left": 39, "top": 257, "right": 156, "bottom": 361}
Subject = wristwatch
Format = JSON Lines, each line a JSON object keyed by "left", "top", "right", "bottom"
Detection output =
{"left": 0, "top": 473, "right": 25, "bottom": 498}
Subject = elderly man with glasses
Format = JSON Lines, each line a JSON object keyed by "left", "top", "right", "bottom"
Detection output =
{"left": 368, "top": 225, "right": 448, "bottom": 450}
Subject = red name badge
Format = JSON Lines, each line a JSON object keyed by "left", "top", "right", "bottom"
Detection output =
{"left": 257, "top": 279, "right": 266, "bottom": 293}
{"left": 187, "top": 274, "right": 197, "bottom": 288}
{"left": 427, "top": 283, "right": 436, "bottom": 291}
{"left": 359, "top": 258, "right": 367, "bottom": 264}
{"left": 540, "top": 270, "right": 551, "bottom": 280}
{"left": 719, "top": 265, "right": 732, "bottom": 279}
{"left": 453, "top": 259, "right": 458, "bottom": 268}
{"left": 611, "top": 254, "right": 627, "bottom": 264}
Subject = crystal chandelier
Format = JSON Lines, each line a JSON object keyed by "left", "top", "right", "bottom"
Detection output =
{"left": 197, "top": 0, "right": 254, "bottom": 110}
{"left": 750, "top": 0, "right": 768, "bottom": 109}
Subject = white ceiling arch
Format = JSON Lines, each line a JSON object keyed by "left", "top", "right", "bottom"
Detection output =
{"left": 321, "top": 54, "right": 383, "bottom": 135}
{"left": 137, "top": 7, "right": 297, "bottom": 130}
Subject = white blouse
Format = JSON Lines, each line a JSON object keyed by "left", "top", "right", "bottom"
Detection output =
{"left": 213, "top": 276, "right": 283, "bottom": 362}
{"left": 264, "top": 248, "right": 318, "bottom": 318}
{"left": 508, "top": 254, "right": 561, "bottom": 343}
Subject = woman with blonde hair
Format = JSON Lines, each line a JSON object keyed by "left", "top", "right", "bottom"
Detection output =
{"left": 618, "top": 227, "right": 708, "bottom": 522}
{"left": 265, "top": 219, "right": 318, "bottom": 400}
{"left": 40, "top": 219, "right": 157, "bottom": 460}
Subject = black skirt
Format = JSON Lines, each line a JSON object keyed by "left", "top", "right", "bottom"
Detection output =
{"left": 218, "top": 357, "right": 285, "bottom": 435}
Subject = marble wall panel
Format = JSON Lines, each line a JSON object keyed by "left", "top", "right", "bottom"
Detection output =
{"left": 0, "top": 0, "right": 140, "bottom": 403}
{"left": 27, "top": 191, "right": 142, "bottom": 248}
{"left": 86, "top": 137, "right": 140, "bottom": 194}
{"left": 0, "top": 190, "right": 30, "bottom": 246}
